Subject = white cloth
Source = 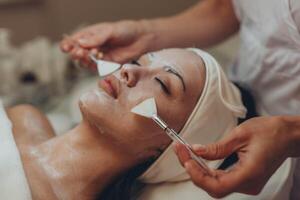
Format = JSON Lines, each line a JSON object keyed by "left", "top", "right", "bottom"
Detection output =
{"left": 230, "top": 0, "right": 300, "bottom": 116}
{"left": 230, "top": 0, "right": 300, "bottom": 198}
{"left": 0, "top": 101, "right": 32, "bottom": 200}
{"left": 139, "top": 49, "right": 246, "bottom": 183}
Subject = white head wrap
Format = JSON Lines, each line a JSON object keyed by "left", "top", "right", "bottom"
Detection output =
{"left": 139, "top": 48, "right": 247, "bottom": 183}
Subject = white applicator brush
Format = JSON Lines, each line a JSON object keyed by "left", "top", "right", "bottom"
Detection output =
{"left": 89, "top": 54, "right": 121, "bottom": 78}
{"left": 131, "top": 98, "right": 212, "bottom": 174}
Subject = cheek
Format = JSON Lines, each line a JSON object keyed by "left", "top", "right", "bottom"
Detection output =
{"left": 156, "top": 99, "right": 191, "bottom": 132}
{"left": 125, "top": 80, "right": 187, "bottom": 131}
{"left": 121, "top": 80, "right": 161, "bottom": 109}
{"left": 123, "top": 116, "right": 172, "bottom": 152}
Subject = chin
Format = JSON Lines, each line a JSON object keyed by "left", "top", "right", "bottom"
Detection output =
{"left": 79, "top": 90, "right": 123, "bottom": 131}
{"left": 79, "top": 91, "right": 107, "bottom": 120}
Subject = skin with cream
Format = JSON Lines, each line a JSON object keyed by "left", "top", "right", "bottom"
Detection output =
{"left": 7, "top": 48, "right": 206, "bottom": 200}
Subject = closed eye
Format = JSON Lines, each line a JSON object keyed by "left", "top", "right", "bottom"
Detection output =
{"left": 155, "top": 77, "right": 170, "bottom": 95}
{"left": 131, "top": 60, "right": 141, "bottom": 66}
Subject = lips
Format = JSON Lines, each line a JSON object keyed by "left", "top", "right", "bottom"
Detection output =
{"left": 99, "top": 76, "right": 119, "bottom": 98}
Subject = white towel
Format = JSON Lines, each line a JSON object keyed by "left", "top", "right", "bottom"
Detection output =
{"left": 0, "top": 101, "right": 32, "bottom": 199}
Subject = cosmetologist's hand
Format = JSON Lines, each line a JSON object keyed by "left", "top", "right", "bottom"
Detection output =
{"left": 174, "top": 116, "right": 300, "bottom": 198}
{"left": 60, "top": 20, "right": 156, "bottom": 69}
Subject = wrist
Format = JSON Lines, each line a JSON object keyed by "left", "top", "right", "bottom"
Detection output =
{"left": 280, "top": 116, "right": 300, "bottom": 157}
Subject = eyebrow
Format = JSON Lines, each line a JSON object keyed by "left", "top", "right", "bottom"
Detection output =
{"left": 163, "top": 65, "right": 186, "bottom": 91}
{"left": 148, "top": 52, "right": 186, "bottom": 92}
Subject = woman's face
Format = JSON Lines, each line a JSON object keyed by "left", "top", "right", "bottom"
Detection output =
{"left": 79, "top": 49, "right": 206, "bottom": 158}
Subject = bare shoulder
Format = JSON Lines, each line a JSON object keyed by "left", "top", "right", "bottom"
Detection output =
{"left": 7, "top": 104, "right": 56, "bottom": 151}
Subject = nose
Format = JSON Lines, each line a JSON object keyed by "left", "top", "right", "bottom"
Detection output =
{"left": 120, "top": 64, "right": 140, "bottom": 87}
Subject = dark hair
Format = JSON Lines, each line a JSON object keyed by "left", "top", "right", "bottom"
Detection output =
{"left": 97, "top": 158, "right": 155, "bottom": 200}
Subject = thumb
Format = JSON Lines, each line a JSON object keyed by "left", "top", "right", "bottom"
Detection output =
{"left": 192, "top": 133, "right": 245, "bottom": 160}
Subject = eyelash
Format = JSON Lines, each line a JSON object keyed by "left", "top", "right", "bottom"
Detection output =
{"left": 155, "top": 77, "right": 170, "bottom": 95}
{"left": 131, "top": 60, "right": 170, "bottom": 95}
{"left": 131, "top": 60, "right": 141, "bottom": 66}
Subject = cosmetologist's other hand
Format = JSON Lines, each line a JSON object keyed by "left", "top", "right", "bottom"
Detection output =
{"left": 174, "top": 116, "right": 300, "bottom": 198}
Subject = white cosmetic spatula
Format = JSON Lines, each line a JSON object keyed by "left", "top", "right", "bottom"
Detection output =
{"left": 89, "top": 54, "right": 121, "bottom": 78}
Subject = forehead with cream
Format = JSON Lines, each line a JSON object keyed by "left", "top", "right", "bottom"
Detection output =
{"left": 144, "top": 49, "right": 203, "bottom": 69}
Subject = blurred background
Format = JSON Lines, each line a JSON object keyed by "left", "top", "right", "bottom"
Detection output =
{"left": 0, "top": 0, "right": 201, "bottom": 44}
{"left": 0, "top": 0, "right": 239, "bottom": 133}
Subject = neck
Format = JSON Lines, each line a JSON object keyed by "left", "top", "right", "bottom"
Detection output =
{"left": 34, "top": 120, "right": 139, "bottom": 200}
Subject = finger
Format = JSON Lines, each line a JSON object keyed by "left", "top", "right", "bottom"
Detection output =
{"left": 191, "top": 144, "right": 206, "bottom": 155}
{"left": 70, "top": 47, "right": 86, "bottom": 60}
{"left": 192, "top": 131, "right": 246, "bottom": 160}
{"left": 75, "top": 48, "right": 85, "bottom": 58}
{"left": 60, "top": 41, "right": 73, "bottom": 52}
{"left": 88, "top": 48, "right": 104, "bottom": 59}
{"left": 185, "top": 156, "right": 260, "bottom": 198}
{"left": 184, "top": 160, "right": 225, "bottom": 196}
{"left": 77, "top": 50, "right": 97, "bottom": 69}
{"left": 61, "top": 34, "right": 81, "bottom": 52}
{"left": 106, "top": 39, "right": 147, "bottom": 63}
{"left": 81, "top": 49, "right": 99, "bottom": 70}
{"left": 78, "top": 57, "right": 92, "bottom": 69}
{"left": 71, "top": 26, "right": 96, "bottom": 41}
{"left": 185, "top": 160, "right": 232, "bottom": 198}
{"left": 81, "top": 49, "right": 93, "bottom": 63}
{"left": 60, "top": 37, "right": 75, "bottom": 52}
{"left": 214, "top": 159, "right": 261, "bottom": 196}
{"left": 105, "top": 33, "right": 155, "bottom": 63}
{"left": 174, "top": 143, "right": 192, "bottom": 167}
{"left": 78, "top": 29, "right": 112, "bottom": 49}
{"left": 85, "top": 59, "right": 97, "bottom": 70}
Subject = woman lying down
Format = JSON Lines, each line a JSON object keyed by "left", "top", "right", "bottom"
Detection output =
{"left": 1, "top": 48, "right": 291, "bottom": 200}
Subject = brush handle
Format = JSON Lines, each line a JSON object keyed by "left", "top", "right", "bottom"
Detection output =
{"left": 89, "top": 54, "right": 98, "bottom": 63}
{"left": 152, "top": 115, "right": 212, "bottom": 175}
{"left": 165, "top": 128, "right": 212, "bottom": 175}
